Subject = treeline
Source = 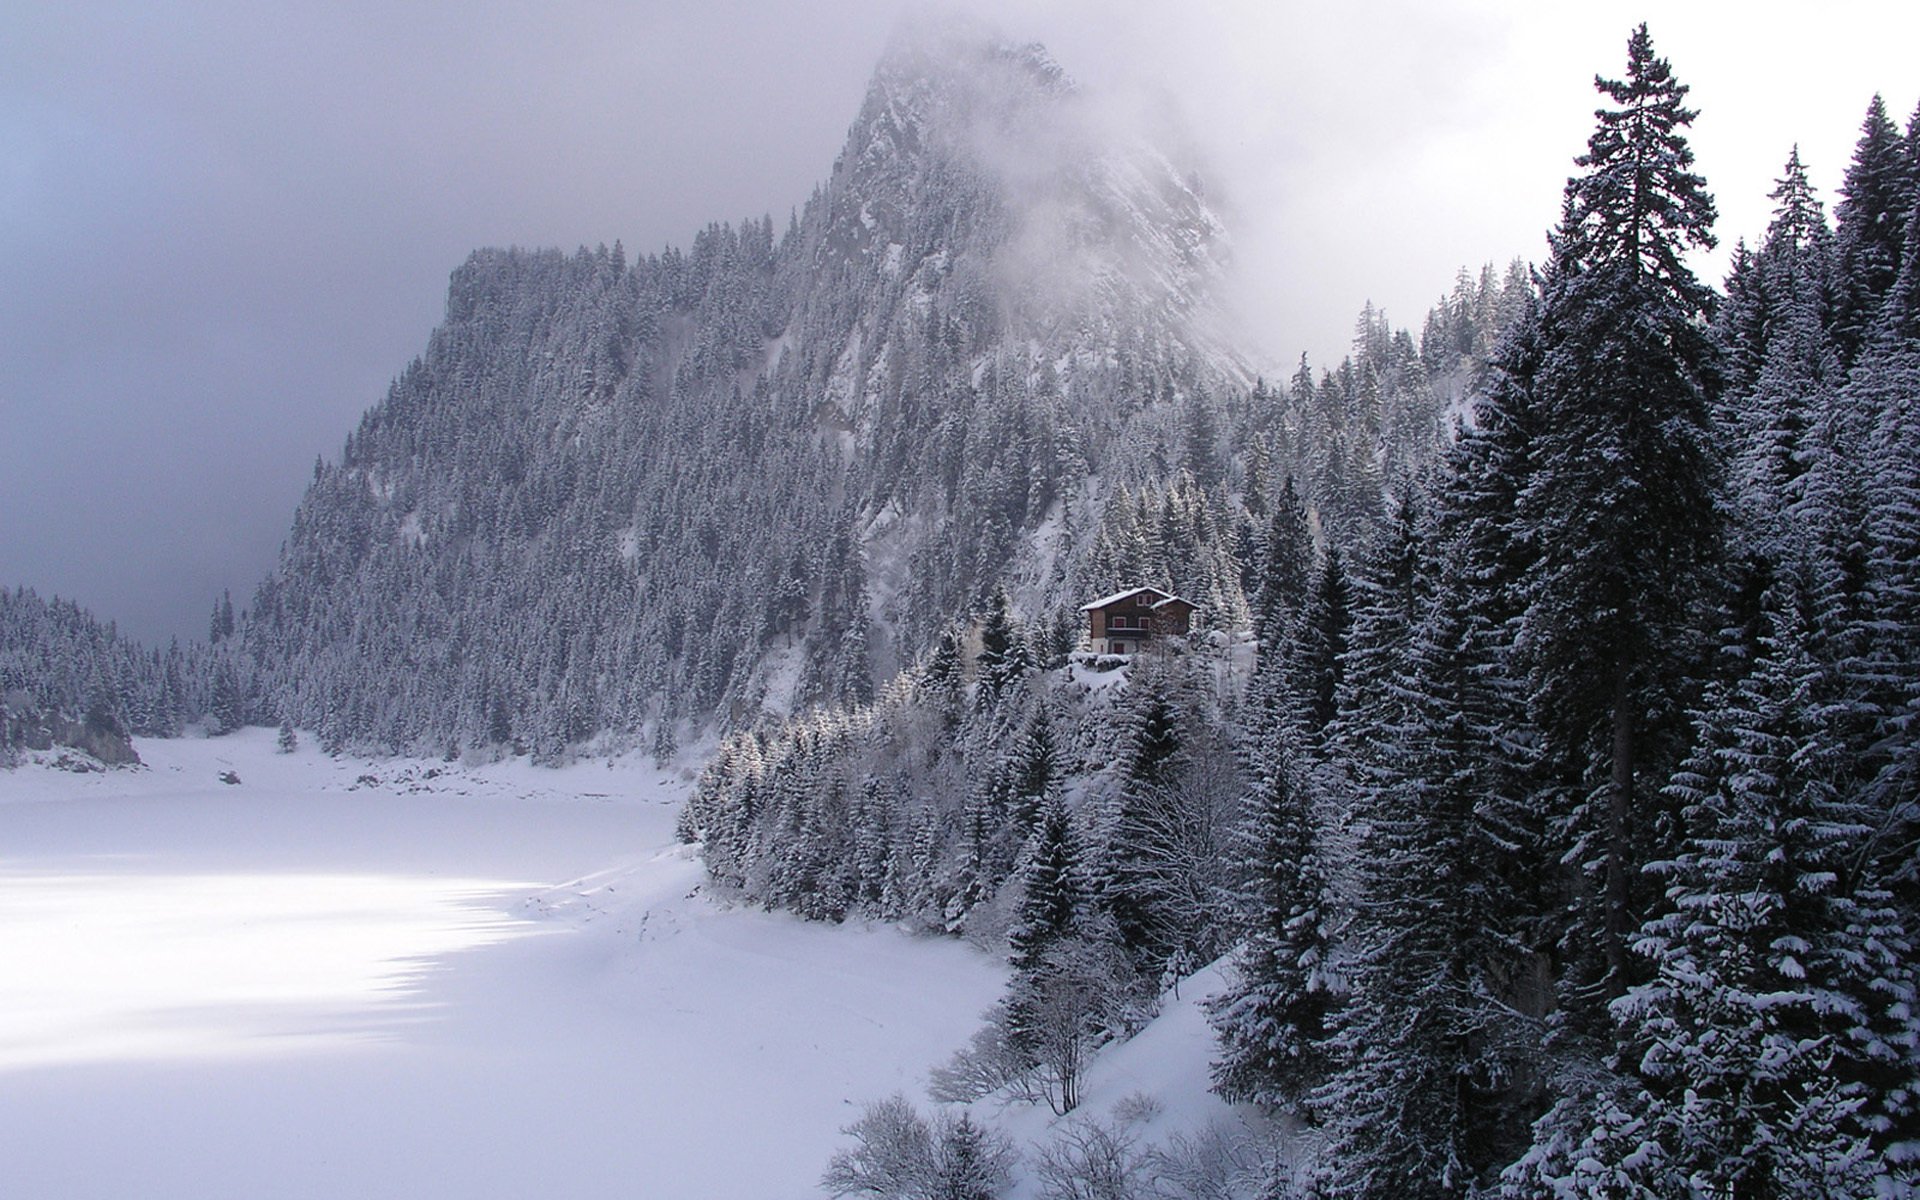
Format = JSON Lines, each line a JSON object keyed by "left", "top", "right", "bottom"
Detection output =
{"left": 0, "top": 587, "right": 229, "bottom": 765}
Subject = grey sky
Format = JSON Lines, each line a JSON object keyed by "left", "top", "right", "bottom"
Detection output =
{"left": 3, "top": 1, "right": 1915, "bottom": 645}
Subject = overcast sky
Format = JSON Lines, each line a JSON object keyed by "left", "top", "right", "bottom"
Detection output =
{"left": 4, "top": 1, "right": 1916, "bottom": 646}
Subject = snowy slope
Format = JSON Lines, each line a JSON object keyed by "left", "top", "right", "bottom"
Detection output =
{"left": 950, "top": 959, "right": 1295, "bottom": 1200}
{"left": 0, "top": 731, "right": 1005, "bottom": 1199}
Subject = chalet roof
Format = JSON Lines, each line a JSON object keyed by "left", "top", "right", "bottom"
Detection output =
{"left": 1078, "top": 586, "right": 1196, "bottom": 613}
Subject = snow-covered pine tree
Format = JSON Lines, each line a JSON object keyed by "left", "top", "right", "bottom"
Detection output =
{"left": 1747, "top": 150, "right": 1836, "bottom": 438}
{"left": 209, "top": 590, "right": 235, "bottom": 646}
{"left": 1206, "top": 747, "right": 1333, "bottom": 1117}
{"left": 1005, "top": 703, "right": 1061, "bottom": 837}
{"left": 928, "top": 1112, "right": 1012, "bottom": 1200}
{"left": 1331, "top": 480, "right": 1428, "bottom": 746}
{"left": 1518, "top": 572, "right": 1919, "bottom": 1197}
{"left": 1314, "top": 517, "right": 1542, "bottom": 1199}
{"left": 1514, "top": 23, "right": 1724, "bottom": 998}
{"left": 920, "top": 625, "right": 967, "bottom": 729}
{"left": 1252, "top": 476, "right": 1312, "bottom": 648}
{"left": 1091, "top": 666, "right": 1185, "bottom": 965}
{"left": 1009, "top": 793, "right": 1082, "bottom": 977}
{"left": 1281, "top": 548, "right": 1351, "bottom": 744}
{"left": 1716, "top": 148, "right": 1844, "bottom": 674}
{"left": 1834, "top": 95, "right": 1914, "bottom": 366}
{"left": 976, "top": 586, "right": 1030, "bottom": 711}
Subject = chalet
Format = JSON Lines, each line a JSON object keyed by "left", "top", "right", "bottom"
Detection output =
{"left": 1079, "top": 587, "right": 1197, "bottom": 656}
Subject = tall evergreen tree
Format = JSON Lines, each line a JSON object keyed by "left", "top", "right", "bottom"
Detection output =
{"left": 1725, "top": 148, "right": 1841, "bottom": 628}
{"left": 1332, "top": 481, "right": 1430, "bottom": 754}
{"left": 209, "top": 590, "right": 236, "bottom": 646}
{"left": 1100, "top": 668, "right": 1186, "bottom": 964}
{"left": 1522, "top": 576, "right": 1919, "bottom": 1197}
{"left": 1284, "top": 548, "right": 1352, "bottom": 742}
{"left": 1515, "top": 24, "right": 1724, "bottom": 995}
{"left": 1005, "top": 703, "right": 1061, "bottom": 835}
{"left": 1316, "top": 535, "right": 1542, "bottom": 1199}
{"left": 1206, "top": 751, "right": 1333, "bottom": 1117}
{"left": 1252, "top": 476, "right": 1312, "bottom": 646}
{"left": 1008, "top": 793, "right": 1082, "bottom": 976}
{"left": 975, "top": 586, "right": 1030, "bottom": 710}
{"left": 1834, "top": 96, "right": 1913, "bottom": 364}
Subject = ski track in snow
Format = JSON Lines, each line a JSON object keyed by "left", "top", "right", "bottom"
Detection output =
{"left": 0, "top": 730, "right": 1006, "bottom": 1199}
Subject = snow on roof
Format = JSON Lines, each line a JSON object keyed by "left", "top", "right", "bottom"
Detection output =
{"left": 1078, "top": 586, "right": 1195, "bottom": 612}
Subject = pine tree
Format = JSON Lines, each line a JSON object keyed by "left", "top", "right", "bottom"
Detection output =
{"left": 1206, "top": 752, "right": 1332, "bottom": 1116}
{"left": 1719, "top": 239, "right": 1769, "bottom": 399}
{"left": 921, "top": 625, "right": 965, "bottom": 727}
{"left": 929, "top": 1113, "right": 1010, "bottom": 1200}
{"left": 1120, "top": 668, "right": 1182, "bottom": 789}
{"left": 1723, "top": 148, "right": 1842, "bottom": 642}
{"left": 975, "top": 586, "right": 1029, "bottom": 710}
{"left": 1315, "top": 534, "right": 1542, "bottom": 1199}
{"left": 208, "top": 660, "right": 243, "bottom": 735}
{"left": 1834, "top": 96, "right": 1912, "bottom": 364}
{"left": 1252, "top": 476, "right": 1312, "bottom": 646}
{"left": 209, "top": 590, "right": 235, "bottom": 645}
{"left": 1104, "top": 667, "right": 1181, "bottom": 951}
{"left": 1515, "top": 24, "right": 1723, "bottom": 995}
{"left": 1283, "top": 548, "right": 1351, "bottom": 742}
{"left": 1009, "top": 794, "right": 1081, "bottom": 976}
{"left": 1005, "top": 703, "right": 1061, "bottom": 836}
{"left": 1883, "top": 185, "right": 1920, "bottom": 344}
{"left": 1332, "top": 482, "right": 1431, "bottom": 756}
{"left": 1526, "top": 576, "right": 1919, "bottom": 1197}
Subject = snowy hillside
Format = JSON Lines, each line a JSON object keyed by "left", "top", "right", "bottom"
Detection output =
{"left": 0, "top": 732, "right": 1006, "bottom": 1199}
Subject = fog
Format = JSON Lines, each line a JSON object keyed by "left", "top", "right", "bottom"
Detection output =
{"left": 3, "top": 0, "right": 1914, "bottom": 644}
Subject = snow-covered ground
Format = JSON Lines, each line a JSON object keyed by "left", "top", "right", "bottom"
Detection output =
{"left": 0, "top": 731, "right": 1006, "bottom": 1199}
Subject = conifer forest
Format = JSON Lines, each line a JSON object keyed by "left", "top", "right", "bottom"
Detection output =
{"left": 5, "top": 18, "right": 1919, "bottom": 1199}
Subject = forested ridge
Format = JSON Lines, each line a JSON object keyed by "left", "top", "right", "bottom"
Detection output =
{"left": 7, "top": 25, "right": 1485, "bottom": 763}
{"left": 692, "top": 27, "right": 1920, "bottom": 1200}
{"left": 0, "top": 587, "right": 231, "bottom": 766}
{"left": 228, "top": 28, "right": 1486, "bottom": 762}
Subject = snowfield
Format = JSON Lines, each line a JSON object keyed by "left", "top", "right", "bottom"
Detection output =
{"left": 0, "top": 730, "right": 1007, "bottom": 1199}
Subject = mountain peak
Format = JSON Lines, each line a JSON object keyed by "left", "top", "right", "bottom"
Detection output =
{"left": 840, "top": 15, "right": 1075, "bottom": 182}
{"left": 819, "top": 16, "right": 1234, "bottom": 367}
{"left": 872, "top": 13, "right": 1071, "bottom": 106}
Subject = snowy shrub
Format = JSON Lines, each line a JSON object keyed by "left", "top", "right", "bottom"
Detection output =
{"left": 821, "top": 1093, "right": 1015, "bottom": 1200}
{"left": 929, "top": 1021, "right": 1032, "bottom": 1105}
{"left": 1139, "top": 1120, "right": 1272, "bottom": 1200}
{"left": 1033, "top": 1117, "right": 1149, "bottom": 1200}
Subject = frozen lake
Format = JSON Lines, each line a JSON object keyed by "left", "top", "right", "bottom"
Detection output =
{"left": 0, "top": 732, "right": 1003, "bottom": 1199}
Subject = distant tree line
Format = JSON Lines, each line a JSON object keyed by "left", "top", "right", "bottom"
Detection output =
{"left": 0, "top": 587, "right": 233, "bottom": 766}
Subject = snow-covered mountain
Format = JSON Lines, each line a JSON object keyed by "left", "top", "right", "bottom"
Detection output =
{"left": 237, "top": 23, "right": 1265, "bottom": 759}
